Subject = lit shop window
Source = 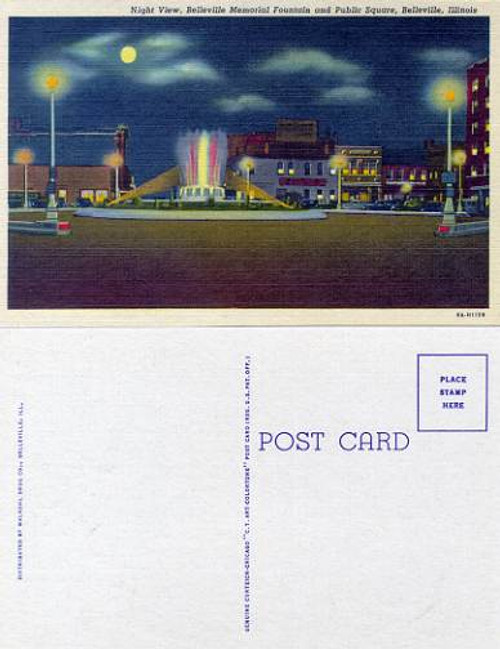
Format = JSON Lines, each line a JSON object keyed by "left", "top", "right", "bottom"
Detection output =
{"left": 95, "top": 190, "right": 109, "bottom": 203}
{"left": 342, "top": 168, "right": 349, "bottom": 176}
{"left": 472, "top": 78, "right": 479, "bottom": 92}
{"left": 287, "top": 162, "right": 295, "bottom": 176}
{"left": 277, "top": 161, "right": 284, "bottom": 175}
{"left": 304, "top": 162, "right": 311, "bottom": 176}
{"left": 80, "top": 189, "right": 95, "bottom": 202}
{"left": 363, "top": 168, "right": 370, "bottom": 175}
{"left": 409, "top": 173, "right": 415, "bottom": 181}
{"left": 421, "top": 172, "right": 427, "bottom": 181}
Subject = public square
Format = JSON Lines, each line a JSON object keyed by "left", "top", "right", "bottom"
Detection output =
{"left": 8, "top": 211, "right": 488, "bottom": 309}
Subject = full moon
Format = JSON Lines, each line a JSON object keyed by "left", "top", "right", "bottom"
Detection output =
{"left": 120, "top": 46, "right": 137, "bottom": 64}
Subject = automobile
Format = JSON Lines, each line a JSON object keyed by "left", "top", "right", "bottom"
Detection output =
{"left": 76, "top": 197, "right": 93, "bottom": 207}
{"left": 420, "top": 203, "right": 443, "bottom": 213}
{"left": 342, "top": 201, "right": 370, "bottom": 211}
{"left": 30, "top": 197, "right": 48, "bottom": 208}
{"left": 368, "top": 201, "right": 393, "bottom": 211}
{"left": 299, "top": 199, "right": 319, "bottom": 209}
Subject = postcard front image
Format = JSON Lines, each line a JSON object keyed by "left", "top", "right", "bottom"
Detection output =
{"left": 3, "top": 2, "right": 493, "bottom": 325}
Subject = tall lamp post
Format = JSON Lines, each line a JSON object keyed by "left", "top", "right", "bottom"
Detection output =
{"left": 34, "top": 66, "right": 69, "bottom": 221}
{"left": 431, "top": 77, "right": 465, "bottom": 227}
{"left": 401, "top": 181, "right": 412, "bottom": 206}
{"left": 104, "top": 152, "right": 124, "bottom": 201}
{"left": 329, "top": 154, "right": 348, "bottom": 210}
{"left": 239, "top": 156, "right": 255, "bottom": 207}
{"left": 452, "top": 149, "right": 467, "bottom": 214}
{"left": 14, "top": 148, "right": 34, "bottom": 209}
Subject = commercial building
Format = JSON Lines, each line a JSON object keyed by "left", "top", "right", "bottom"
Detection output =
{"left": 228, "top": 119, "right": 382, "bottom": 205}
{"left": 465, "top": 58, "right": 489, "bottom": 212}
{"left": 9, "top": 165, "right": 117, "bottom": 206}
{"left": 8, "top": 124, "right": 134, "bottom": 207}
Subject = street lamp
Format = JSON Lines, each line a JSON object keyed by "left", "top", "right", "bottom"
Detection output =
{"left": 104, "top": 152, "right": 124, "bottom": 201}
{"left": 14, "top": 148, "right": 34, "bottom": 209}
{"left": 401, "top": 181, "right": 412, "bottom": 205}
{"left": 32, "top": 65, "right": 70, "bottom": 220}
{"left": 329, "top": 154, "right": 348, "bottom": 210}
{"left": 430, "top": 77, "right": 465, "bottom": 226}
{"left": 239, "top": 156, "right": 255, "bottom": 207}
{"left": 452, "top": 149, "right": 467, "bottom": 213}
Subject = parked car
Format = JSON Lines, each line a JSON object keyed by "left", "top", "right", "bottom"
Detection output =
{"left": 342, "top": 201, "right": 369, "bottom": 211}
{"left": 76, "top": 197, "right": 93, "bottom": 207}
{"left": 420, "top": 203, "right": 443, "bottom": 213}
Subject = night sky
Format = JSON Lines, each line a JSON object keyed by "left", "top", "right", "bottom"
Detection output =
{"left": 9, "top": 17, "right": 489, "bottom": 184}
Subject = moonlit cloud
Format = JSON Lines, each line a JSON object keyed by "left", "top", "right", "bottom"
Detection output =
{"left": 320, "top": 86, "right": 376, "bottom": 104}
{"left": 139, "top": 33, "right": 190, "bottom": 56}
{"left": 258, "top": 49, "right": 366, "bottom": 77}
{"left": 417, "top": 48, "right": 475, "bottom": 67}
{"left": 215, "top": 93, "right": 276, "bottom": 113}
{"left": 140, "top": 60, "right": 220, "bottom": 85}
{"left": 65, "top": 33, "right": 124, "bottom": 61}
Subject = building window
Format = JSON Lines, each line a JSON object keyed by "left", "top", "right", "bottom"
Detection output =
{"left": 472, "top": 78, "right": 479, "bottom": 92}
{"left": 471, "top": 122, "right": 479, "bottom": 135}
{"left": 317, "top": 162, "right": 323, "bottom": 175}
{"left": 304, "top": 189, "right": 310, "bottom": 199}
{"left": 420, "top": 172, "right": 427, "bottom": 181}
{"left": 484, "top": 163, "right": 489, "bottom": 175}
{"left": 287, "top": 161, "right": 295, "bottom": 176}
{"left": 486, "top": 122, "right": 490, "bottom": 132}
{"left": 304, "top": 162, "right": 311, "bottom": 176}
{"left": 316, "top": 190, "right": 324, "bottom": 200}
{"left": 485, "top": 143, "right": 490, "bottom": 155}
{"left": 81, "top": 189, "right": 95, "bottom": 202}
{"left": 471, "top": 166, "right": 477, "bottom": 177}
{"left": 471, "top": 146, "right": 478, "bottom": 156}
{"left": 95, "top": 190, "right": 109, "bottom": 203}
{"left": 409, "top": 172, "right": 415, "bottom": 181}
{"left": 277, "top": 161, "right": 284, "bottom": 175}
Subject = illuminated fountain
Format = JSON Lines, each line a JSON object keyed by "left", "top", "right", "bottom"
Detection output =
{"left": 177, "top": 130, "right": 227, "bottom": 203}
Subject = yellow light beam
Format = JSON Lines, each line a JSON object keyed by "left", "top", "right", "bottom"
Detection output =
{"left": 108, "top": 166, "right": 181, "bottom": 205}
{"left": 225, "top": 168, "right": 293, "bottom": 209}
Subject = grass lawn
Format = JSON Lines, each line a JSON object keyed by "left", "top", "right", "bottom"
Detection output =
{"left": 8, "top": 211, "right": 488, "bottom": 309}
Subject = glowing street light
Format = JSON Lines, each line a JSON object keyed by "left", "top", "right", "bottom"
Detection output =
{"left": 14, "top": 148, "right": 34, "bottom": 209}
{"left": 33, "top": 65, "right": 70, "bottom": 220}
{"left": 452, "top": 149, "right": 467, "bottom": 213}
{"left": 401, "top": 181, "right": 412, "bottom": 204}
{"left": 104, "top": 152, "right": 124, "bottom": 200}
{"left": 430, "top": 77, "right": 465, "bottom": 226}
{"left": 239, "top": 156, "right": 255, "bottom": 206}
{"left": 329, "top": 154, "right": 348, "bottom": 210}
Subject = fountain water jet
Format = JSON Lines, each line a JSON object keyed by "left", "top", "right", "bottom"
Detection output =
{"left": 176, "top": 129, "right": 228, "bottom": 203}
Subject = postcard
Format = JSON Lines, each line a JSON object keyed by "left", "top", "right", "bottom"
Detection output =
{"left": 0, "top": 0, "right": 497, "bottom": 326}
{"left": 0, "top": 326, "right": 498, "bottom": 647}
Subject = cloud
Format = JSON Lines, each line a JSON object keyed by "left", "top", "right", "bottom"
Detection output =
{"left": 139, "top": 33, "right": 190, "bottom": 57}
{"left": 320, "top": 86, "right": 376, "bottom": 104}
{"left": 65, "top": 33, "right": 124, "bottom": 61}
{"left": 215, "top": 93, "right": 276, "bottom": 113}
{"left": 139, "top": 60, "right": 220, "bottom": 85}
{"left": 417, "top": 48, "right": 475, "bottom": 67}
{"left": 258, "top": 49, "right": 365, "bottom": 77}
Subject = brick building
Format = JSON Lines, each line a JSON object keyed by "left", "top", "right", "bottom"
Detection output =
{"left": 465, "top": 58, "right": 489, "bottom": 212}
{"left": 9, "top": 165, "right": 116, "bottom": 206}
